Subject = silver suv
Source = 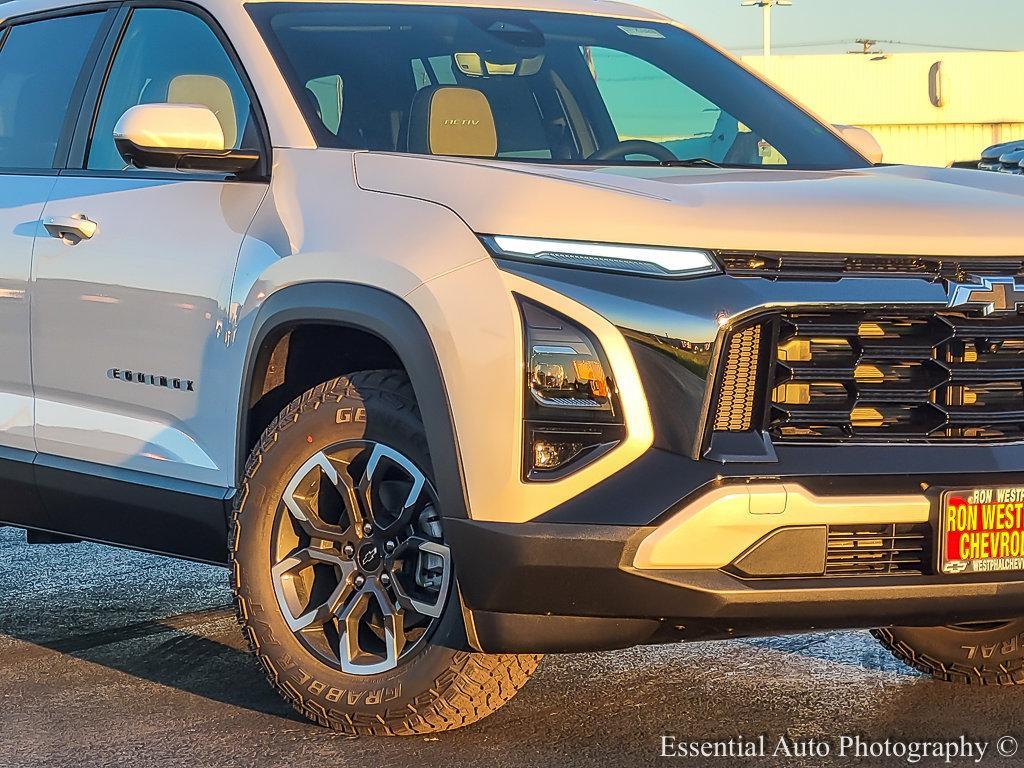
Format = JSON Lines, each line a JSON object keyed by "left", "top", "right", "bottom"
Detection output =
{"left": 3, "top": 0, "right": 1024, "bottom": 737}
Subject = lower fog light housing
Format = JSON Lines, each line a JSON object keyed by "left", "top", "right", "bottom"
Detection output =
{"left": 526, "top": 424, "right": 623, "bottom": 480}
{"left": 533, "top": 435, "right": 583, "bottom": 470}
{"left": 519, "top": 297, "right": 626, "bottom": 481}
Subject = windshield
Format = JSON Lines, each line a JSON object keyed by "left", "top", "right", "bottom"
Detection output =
{"left": 249, "top": 3, "right": 868, "bottom": 169}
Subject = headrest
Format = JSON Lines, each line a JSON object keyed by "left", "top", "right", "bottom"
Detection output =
{"left": 168, "top": 74, "right": 238, "bottom": 147}
{"left": 408, "top": 86, "right": 497, "bottom": 157}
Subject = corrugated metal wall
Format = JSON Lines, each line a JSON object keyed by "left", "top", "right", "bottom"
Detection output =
{"left": 743, "top": 52, "right": 1024, "bottom": 167}
{"left": 861, "top": 123, "right": 1024, "bottom": 167}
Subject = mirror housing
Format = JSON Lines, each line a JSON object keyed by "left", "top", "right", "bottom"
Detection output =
{"left": 834, "top": 124, "right": 884, "bottom": 165}
{"left": 113, "top": 103, "right": 260, "bottom": 174}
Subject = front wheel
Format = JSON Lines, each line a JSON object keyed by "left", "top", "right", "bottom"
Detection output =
{"left": 873, "top": 621, "right": 1024, "bottom": 685}
{"left": 231, "top": 371, "right": 541, "bottom": 735}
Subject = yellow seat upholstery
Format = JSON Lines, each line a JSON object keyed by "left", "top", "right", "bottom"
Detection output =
{"left": 409, "top": 86, "right": 497, "bottom": 158}
{"left": 167, "top": 74, "right": 238, "bottom": 148}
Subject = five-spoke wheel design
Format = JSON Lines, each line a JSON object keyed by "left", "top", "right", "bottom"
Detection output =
{"left": 270, "top": 440, "right": 451, "bottom": 675}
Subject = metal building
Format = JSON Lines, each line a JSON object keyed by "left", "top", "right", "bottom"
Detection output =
{"left": 743, "top": 51, "right": 1024, "bottom": 167}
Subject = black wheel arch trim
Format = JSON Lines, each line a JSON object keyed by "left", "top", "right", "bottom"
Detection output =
{"left": 236, "top": 281, "right": 470, "bottom": 521}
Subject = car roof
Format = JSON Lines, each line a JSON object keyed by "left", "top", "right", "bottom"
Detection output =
{"left": 1, "top": 0, "right": 673, "bottom": 26}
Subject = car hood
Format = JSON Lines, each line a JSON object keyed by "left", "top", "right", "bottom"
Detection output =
{"left": 354, "top": 153, "right": 1024, "bottom": 257}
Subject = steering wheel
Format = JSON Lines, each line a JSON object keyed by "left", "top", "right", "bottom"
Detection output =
{"left": 588, "top": 139, "right": 678, "bottom": 163}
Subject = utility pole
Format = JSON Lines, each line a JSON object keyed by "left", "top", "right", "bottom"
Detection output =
{"left": 850, "top": 38, "right": 882, "bottom": 55}
{"left": 741, "top": 0, "right": 792, "bottom": 75}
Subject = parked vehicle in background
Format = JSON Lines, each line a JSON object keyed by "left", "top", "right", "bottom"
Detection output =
{"left": 2, "top": 0, "right": 1024, "bottom": 738}
{"left": 979, "top": 139, "right": 1024, "bottom": 173}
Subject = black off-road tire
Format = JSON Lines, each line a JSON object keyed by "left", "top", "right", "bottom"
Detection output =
{"left": 872, "top": 621, "right": 1024, "bottom": 685}
{"left": 230, "top": 370, "right": 542, "bottom": 735}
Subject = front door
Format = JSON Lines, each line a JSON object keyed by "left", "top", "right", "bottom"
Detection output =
{"left": 0, "top": 8, "right": 114, "bottom": 526}
{"left": 31, "top": 5, "right": 268, "bottom": 552}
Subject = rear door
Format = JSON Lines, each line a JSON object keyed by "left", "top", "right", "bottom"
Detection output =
{"left": 30, "top": 4, "right": 269, "bottom": 557}
{"left": 0, "top": 7, "right": 114, "bottom": 526}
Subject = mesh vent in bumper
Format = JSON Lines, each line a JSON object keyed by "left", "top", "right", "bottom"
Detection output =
{"left": 826, "top": 523, "right": 932, "bottom": 576}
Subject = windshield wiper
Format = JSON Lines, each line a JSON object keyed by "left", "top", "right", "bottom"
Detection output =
{"left": 655, "top": 157, "right": 723, "bottom": 168}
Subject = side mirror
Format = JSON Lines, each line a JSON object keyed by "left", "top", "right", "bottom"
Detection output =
{"left": 834, "top": 124, "right": 883, "bottom": 165}
{"left": 113, "top": 103, "right": 260, "bottom": 175}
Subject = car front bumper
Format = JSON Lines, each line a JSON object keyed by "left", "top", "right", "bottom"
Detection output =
{"left": 449, "top": 478, "right": 1024, "bottom": 654}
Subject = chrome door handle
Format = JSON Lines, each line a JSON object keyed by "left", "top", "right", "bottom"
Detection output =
{"left": 43, "top": 214, "right": 98, "bottom": 244}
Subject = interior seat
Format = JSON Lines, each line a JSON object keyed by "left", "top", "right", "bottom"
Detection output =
{"left": 167, "top": 73, "right": 238, "bottom": 147}
{"left": 407, "top": 85, "right": 498, "bottom": 157}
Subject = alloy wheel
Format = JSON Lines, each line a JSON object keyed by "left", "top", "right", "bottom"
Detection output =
{"left": 270, "top": 440, "right": 451, "bottom": 675}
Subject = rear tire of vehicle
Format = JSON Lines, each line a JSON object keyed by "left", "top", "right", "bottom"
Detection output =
{"left": 872, "top": 621, "right": 1024, "bottom": 685}
{"left": 230, "top": 371, "right": 542, "bottom": 735}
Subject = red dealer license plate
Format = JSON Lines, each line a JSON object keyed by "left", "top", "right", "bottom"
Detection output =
{"left": 941, "top": 487, "right": 1024, "bottom": 575}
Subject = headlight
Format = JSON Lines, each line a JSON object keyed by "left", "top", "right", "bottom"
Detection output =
{"left": 483, "top": 235, "right": 718, "bottom": 278}
{"left": 519, "top": 298, "right": 625, "bottom": 481}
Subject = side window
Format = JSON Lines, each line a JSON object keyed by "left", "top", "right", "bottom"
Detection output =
{"left": 426, "top": 56, "right": 458, "bottom": 85}
{"left": 305, "top": 75, "right": 343, "bottom": 136}
{"left": 87, "top": 8, "right": 255, "bottom": 171}
{"left": 0, "top": 13, "right": 105, "bottom": 170}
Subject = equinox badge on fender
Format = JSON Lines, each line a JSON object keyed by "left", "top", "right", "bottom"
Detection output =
{"left": 948, "top": 276, "right": 1024, "bottom": 316}
{"left": 107, "top": 368, "right": 195, "bottom": 392}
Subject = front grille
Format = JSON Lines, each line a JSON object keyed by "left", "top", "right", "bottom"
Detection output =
{"left": 718, "top": 251, "right": 1024, "bottom": 281}
{"left": 763, "top": 309, "right": 1024, "bottom": 442}
{"left": 826, "top": 523, "right": 932, "bottom": 576}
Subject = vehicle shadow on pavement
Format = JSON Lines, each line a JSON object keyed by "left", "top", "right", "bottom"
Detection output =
{"left": 0, "top": 529, "right": 302, "bottom": 722}
{"left": 1, "top": 604, "right": 303, "bottom": 721}
{"left": 742, "top": 631, "right": 921, "bottom": 675}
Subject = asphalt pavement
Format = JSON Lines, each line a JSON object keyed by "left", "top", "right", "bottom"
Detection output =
{"left": 1, "top": 525, "right": 1022, "bottom": 768}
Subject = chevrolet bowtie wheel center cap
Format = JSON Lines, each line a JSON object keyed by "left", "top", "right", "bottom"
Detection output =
{"left": 357, "top": 542, "right": 383, "bottom": 573}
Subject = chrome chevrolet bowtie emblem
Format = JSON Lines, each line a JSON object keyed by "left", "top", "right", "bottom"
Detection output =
{"left": 948, "top": 277, "right": 1024, "bottom": 316}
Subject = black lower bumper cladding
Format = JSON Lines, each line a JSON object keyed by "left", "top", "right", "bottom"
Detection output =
{"left": 447, "top": 518, "right": 1024, "bottom": 654}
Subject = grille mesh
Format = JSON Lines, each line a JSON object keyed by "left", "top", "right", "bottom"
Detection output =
{"left": 713, "top": 324, "right": 762, "bottom": 431}
{"left": 768, "top": 310, "right": 1024, "bottom": 442}
{"left": 826, "top": 523, "right": 932, "bottom": 576}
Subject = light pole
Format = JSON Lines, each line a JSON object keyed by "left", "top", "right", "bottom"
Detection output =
{"left": 741, "top": 0, "right": 792, "bottom": 68}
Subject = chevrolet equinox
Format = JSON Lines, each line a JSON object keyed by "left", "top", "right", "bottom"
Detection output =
{"left": 1, "top": 0, "right": 1024, "bottom": 737}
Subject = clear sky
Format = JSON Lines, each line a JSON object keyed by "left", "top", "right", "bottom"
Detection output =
{"left": 642, "top": 0, "right": 1024, "bottom": 55}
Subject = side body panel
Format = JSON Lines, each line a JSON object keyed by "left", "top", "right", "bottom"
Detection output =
{"left": 31, "top": 176, "right": 264, "bottom": 560}
{"left": 32, "top": 176, "right": 266, "bottom": 488}
{"left": 0, "top": 175, "right": 50, "bottom": 455}
{"left": 0, "top": 175, "right": 53, "bottom": 526}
